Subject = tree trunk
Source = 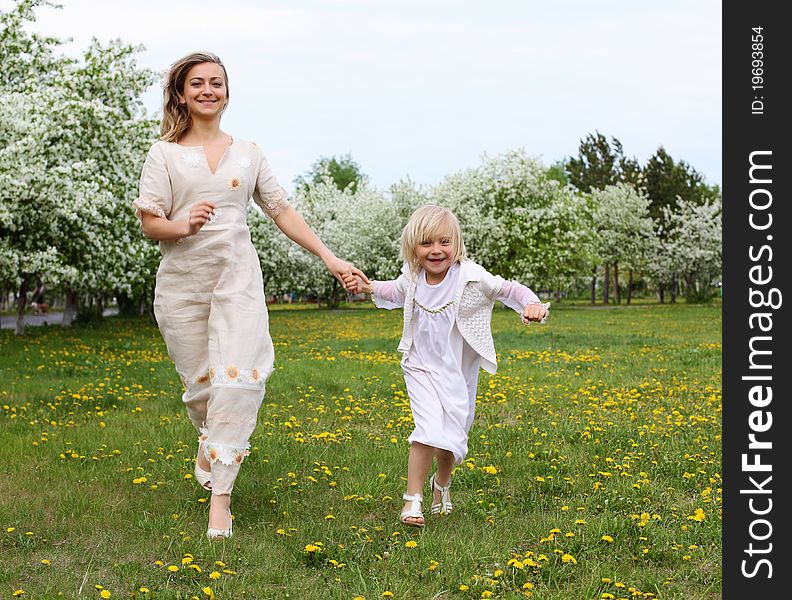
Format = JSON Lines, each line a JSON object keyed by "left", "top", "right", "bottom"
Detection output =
{"left": 613, "top": 262, "right": 620, "bottom": 305}
{"left": 603, "top": 264, "right": 610, "bottom": 304}
{"left": 62, "top": 290, "right": 78, "bottom": 327}
{"left": 626, "top": 270, "right": 633, "bottom": 305}
{"left": 96, "top": 294, "right": 104, "bottom": 319}
{"left": 670, "top": 280, "right": 677, "bottom": 304}
{"left": 590, "top": 265, "right": 597, "bottom": 305}
{"left": 658, "top": 284, "right": 665, "bottom": 304}
{"left": 15, "top": 277, "right": 30, "bottom": 336}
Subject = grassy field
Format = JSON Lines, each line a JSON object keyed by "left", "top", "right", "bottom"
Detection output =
{"left": 0, "top": 302, "right": 721, "bottom": 599}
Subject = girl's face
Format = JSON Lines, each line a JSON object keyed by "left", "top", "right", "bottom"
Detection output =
{"left": 416, "top": 226, "right": 454, "bottom": 283}
{"left": 179, "top": 62, "right": 228, "bottom": 120}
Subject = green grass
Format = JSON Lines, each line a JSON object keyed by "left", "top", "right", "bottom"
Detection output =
{"left": 0, "top": 302, "right": 721, "bottom": 599}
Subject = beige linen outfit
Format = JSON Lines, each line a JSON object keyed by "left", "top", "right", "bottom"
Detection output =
{"left": 133, "top": 138, "right": 288, "bottom": 494}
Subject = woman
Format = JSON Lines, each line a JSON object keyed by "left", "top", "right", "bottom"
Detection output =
{"left": 133, "top": 51, "right": 363, "bottom": 539}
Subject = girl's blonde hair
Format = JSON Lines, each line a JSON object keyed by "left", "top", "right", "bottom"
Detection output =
{"left": 160, "top": 51, "right": 229, "bottom": 142}
{"left": 400, "top": 205, "right": 467, "bottom": 275}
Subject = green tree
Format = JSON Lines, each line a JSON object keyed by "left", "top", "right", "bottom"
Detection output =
{"left": 642, "top": 146, "right": 715, "bottom": 220}
{"left": 566, "top": 132, "right": 639, "bottom": 192}
{"left": 566, "top": 132, "right": 642, "bottom": 302}
{"left": 295, "top": 154, "right": 365, "bottom": 194}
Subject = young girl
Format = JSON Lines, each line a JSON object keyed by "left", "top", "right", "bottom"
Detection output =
{"left": 345, "top": 205, "right": 548, "bottom": 527}
{"left": 133, "top": 51, "right": 363, "bottom": 540}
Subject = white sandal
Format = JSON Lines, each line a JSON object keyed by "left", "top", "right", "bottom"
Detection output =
{"left": 194, "top": 436, "right": 212, "bottom": 491}
{"left": 429, "top": 474, "right": 453, "bottom": 515}
{"left": 400, "top": 493, "right": 425, "bottom": 528}
{"left": 206, "top": 509, "right": 233, "bottom": 541}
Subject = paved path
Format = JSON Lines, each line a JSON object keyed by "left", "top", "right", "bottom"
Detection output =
{"left": 0, "top": 308, "right": 118, "bottom": 330}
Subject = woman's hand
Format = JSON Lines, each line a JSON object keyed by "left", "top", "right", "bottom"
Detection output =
{"left": 186, "top": 201, "right": 217, "bottom": 237}
{"left": 323, "top": 255, "right": 370, "bottom": 291}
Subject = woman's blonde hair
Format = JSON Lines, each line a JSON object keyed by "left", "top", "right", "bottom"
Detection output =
{"left": 400, "top": 205, "right": 467, "bottom": 275}
{"left": 160, "top": 51, "right": 229, "bottom": 142}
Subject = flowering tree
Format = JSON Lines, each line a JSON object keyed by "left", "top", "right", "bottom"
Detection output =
{"left": 249, "top": 177, "right": 407, "bottom": 304}
{"left": 589, "top": 183, "right": 655, "bottom": 304}
{"left": 433, "top": 150, "right": 592, "bottom": 296}
{"left": 0, "top": 0, "right": 158, "bottom": 333}
{"left": 647, "top": 197, "right": 722, "bottom": 303}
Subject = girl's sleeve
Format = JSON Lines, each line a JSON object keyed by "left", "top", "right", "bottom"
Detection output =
{"left": 372, "top": 274, "right": 408, "bottom": 309}
{"left": 132, "top": 143, "right": 172, "bottom": 220}
{"left": 251, "top": 143, "right": 291, "bottom": 219}
{"left": 496, "top": 281, "right": 550, "bottom": 323}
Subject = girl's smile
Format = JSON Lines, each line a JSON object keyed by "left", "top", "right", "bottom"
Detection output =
{"left": 416, "top": 230, "right": 454, "bottom": 284}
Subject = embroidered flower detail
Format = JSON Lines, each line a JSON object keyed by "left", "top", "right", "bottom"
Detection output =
{"left": 227, "top": 176, "right": 242, "bottom": 190}
{"left": 258, "top": 187, "right": 290, "bottom": 218}
{"left": 132, "top": 198, "right": 165, "bottom": 220}
{"left": 181, "top": 151, "right": 202, "bottom": 168}
{"left": 204, "top": 442, "right": 251, "bottom": 466}
{"left": 206, "top": 207, "right": 223, "bottom": 225}
{"left": 232, "top": 449, "right": 250, "bottom": 464}
{"left": 237, "top": 157, "right": 251, "bottom": 169}
{"left": 209, "top": 368, "right": 216, "bottom": 379}
{"left": 209, "top": 365, "right": 267, "bottom": 389}
{"left": 197, "top": 374, "right": 210, "bottom": 384}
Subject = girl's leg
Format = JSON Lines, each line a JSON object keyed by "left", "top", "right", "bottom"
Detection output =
{"left": 432, "top": 448, "right": 454, "bottom": 505}
{"left": 403, "top": 442, "right": 435, "bottom": 525}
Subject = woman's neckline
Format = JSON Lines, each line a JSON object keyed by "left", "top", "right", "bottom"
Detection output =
{"left": 173, "top": 135, "right": 235, "bottom": 149}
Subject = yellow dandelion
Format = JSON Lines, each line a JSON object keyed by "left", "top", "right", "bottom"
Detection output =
{"left": 209, "top": 571, "right": 221, "bottom": 579}
{"left": 7, "top": 527, "right": 15, "bottom": 533}
{"left": 12, "top": 591, "right": 25, "bottom": 597}
{"left": 100, "top": 591, "right": 111, "bottom": 599}
{"left": 139, "top": 589, "right": 150, "bottom": 594}
{"left": 405, "top": 540, "right": 417, "bottom": 548}
{"left": 203, "top": 588, "right": 215, "bottom": 599}
{"left": 459, "top": 585, "right": 470, "bottom": 591}
{"left": 40, "top": 559, "right": 51, "bottom": 565}
{"left": 561, "top": 553, "right": 577, "bottom": 565}
{"left": 167, "top": 565, "right": 179, "bottom": 572}
{"left": 601, "top": 535, "right": 614, "bottom": 543}
{"left": 382, "top": 593, "right": 394, "bottom": 598}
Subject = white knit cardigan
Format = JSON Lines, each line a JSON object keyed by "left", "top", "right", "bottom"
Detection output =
{"left": 374, "top": 261, "right": 548, "bottom": 374}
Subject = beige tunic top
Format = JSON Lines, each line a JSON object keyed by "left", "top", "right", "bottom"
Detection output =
{"left": 132, "top": 138, "right": 288, "bottom": 395}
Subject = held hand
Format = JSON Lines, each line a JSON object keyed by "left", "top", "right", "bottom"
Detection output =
{"left": 341, "top": 273, "right": 371, "bottom": 294}
{"left": 324, "top": 256, "right": 370, "bottom": 291}
{"left": 186, "top": 202, "right": 217, "bottom": 237}
{"left": 522, "top": 303, "right": 547, "bottom": 324}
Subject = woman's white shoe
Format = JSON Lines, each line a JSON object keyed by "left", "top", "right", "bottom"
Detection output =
{"left": 194, "top": 436, "right": 212, "bottom": 491}
{"left": 206, "top": 509, "right": 233, "bottom": 541}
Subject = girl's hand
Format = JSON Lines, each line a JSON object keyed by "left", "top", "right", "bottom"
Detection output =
{"left": 323, "top": 255, "right": 370, "bottom": 291}
{"left": 186, "top": 201, "right": 217, "bottom": 236}
{"left": 522, "top": 303, "right": 547, "bottom": 324}
{"left": 342, "top": 273, "right": 371, "bottom": 294}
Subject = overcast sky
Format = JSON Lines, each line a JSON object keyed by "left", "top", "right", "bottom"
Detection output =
{"left": 7, "top": 0, "right": 721, "bottom": 192}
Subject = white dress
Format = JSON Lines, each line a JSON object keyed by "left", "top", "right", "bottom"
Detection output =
{"left": 403, "top": 263, "right": 480, "bottom": 462}
{"left": 373, "top": 262, "right": 545, "bottom": 464}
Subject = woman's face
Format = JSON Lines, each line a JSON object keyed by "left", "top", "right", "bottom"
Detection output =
{"left": 179, "top": 62, "right": 228, "bottom": 120}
